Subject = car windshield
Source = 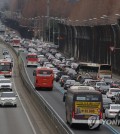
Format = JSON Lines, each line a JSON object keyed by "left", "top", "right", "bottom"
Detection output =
{"left": 66, "top": 80, "right": 75, "bottom": 84}
{"left": 0, "top": 80, "right": 11, "bottom": 83}
{"left": 97, "top": 83, "right": 106, "bottom": 86}
{"left": 111, "top": 89, "right": 120, "bottom": 92}
{"left": 103, "top": 98, "right": 112, "bottom": 103}
{"left": 27, "top": 55, "right": 37, "bottom": 58}
{"left": 0, "top": 65, "right": 11, "bottom": 71}
{"left": 111, "top": 105, "right": 120, "bottom": 109}
{"left": 114, "top": 81, "right": 120, "bottom": 84}
{"left": 39, "top": 70, "right": 52, "bottom": 75}
{"left": 1, "top": 93, "right": 15, "bottom": 97}
{"left": 0, "top": 76, "right": 5, "bottom": 79}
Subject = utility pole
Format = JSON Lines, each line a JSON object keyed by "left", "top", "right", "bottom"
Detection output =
{"left": 47, "top": 0, "right": 50, "bottom": 42}
{"left": 47, "top": 0, "right": 50, "bottom": 27}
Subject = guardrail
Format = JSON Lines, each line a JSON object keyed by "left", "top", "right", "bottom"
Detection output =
{"left": 1, "top": 40, "right": 74, "bottom": 134}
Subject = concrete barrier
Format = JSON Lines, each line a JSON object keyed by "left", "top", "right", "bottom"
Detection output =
{"left": 2, "top": 40, "right": 74, "bottom": 134}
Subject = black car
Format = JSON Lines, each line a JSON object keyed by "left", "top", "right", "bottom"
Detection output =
{"left": 2, "top": 49, "right": 9, "bottom": 55}
{"left": 111, "top": 81, "right": 120, "bottom": 88}
{"left": 59, "top": 75, "right": 70, "bottom": 87}
{"left": 64, "top": 80, "right": 76, "bottom": 90}
{"left": 55, "top": 71, "right": 67, "bottom": 82}
{"left": 115, "top": 110, "right": 120, "bottom": 126}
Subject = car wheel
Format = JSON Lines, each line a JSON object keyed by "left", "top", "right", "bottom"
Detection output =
{"left": 14, "top": 104, "right": 17, "bottom": 107}
{"left": 115, "top": 116, "right": 120, "bottom": 126}
{"left": 70, "top": 119, "right": 73, "bottom": 128}
{"left": 105, "top": 114, "right": 108, "bottom": 119}
{"left": 35, "top": 87, "right": 38, "bottom": 91}
{"left": 66, "top": 112, "right": 69, "bottom": 124}
{"left": 117, "top": 120, "right": 120, "bottom": 126}
{"left": 61, "top": 84, "right": 63, "bottom": 87}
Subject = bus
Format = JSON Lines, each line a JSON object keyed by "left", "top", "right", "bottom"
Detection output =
{"left": 12, "top": 37, "right": 21, "bottom": 47}
{"left": 76, "top": 62, "right": 112, "bottom": 80}
{"left": 98, "top": 64, "right": 112, "bottom": 79}
{"left": 33, "top": 67, "right": 54, "bottom": 90}
{"left": 63, "top": 86, "right": 103, "bottom": 129}
{"left": 26, "top": 53, "right": 38, "bottom": 67}
{"left": 0, "top": 59, "right": 13, "bottom": 77}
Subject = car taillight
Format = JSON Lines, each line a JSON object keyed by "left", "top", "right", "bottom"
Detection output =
{"left": 99, "top": 111, "right": 103, "bottom": 119}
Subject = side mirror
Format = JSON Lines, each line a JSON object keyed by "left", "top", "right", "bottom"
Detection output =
{"left": 33, "top": 70, "right": 36, "bottom": 76}
{"left": 63, "top": 92, "right": 67, "bottom": 102}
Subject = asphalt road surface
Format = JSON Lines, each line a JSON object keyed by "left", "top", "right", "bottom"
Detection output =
{"left": 20, "top": 52, "right": 120, "bottom": 134}
{"left": 0, "top": 42, "right": 58, "bottom": 134}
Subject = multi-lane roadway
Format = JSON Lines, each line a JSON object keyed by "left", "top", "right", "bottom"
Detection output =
{"left": 20, "top": 51, "right": 120, "bottom": 134}
{"left": 0, "top": 43, "right": 58, "bottom": 134}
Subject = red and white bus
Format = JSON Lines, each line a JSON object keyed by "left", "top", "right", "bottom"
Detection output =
{"left": 0, "top": 59, "right": 13, "bottom": 77}
{"left": 12, "top": 37, "right": 21, "bottom": 47}
{"left": 26, "top": 53, "right": 38, "bottom": 67}
{"left": 33, "top": 67, "right": 54, "bottom": 90}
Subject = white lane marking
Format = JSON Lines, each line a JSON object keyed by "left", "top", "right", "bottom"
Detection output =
{"left": 22, "top": 56, "right": 74, "bottom": 134}
{"left": 11, "top": 55, "right": 37, "bottom": 134}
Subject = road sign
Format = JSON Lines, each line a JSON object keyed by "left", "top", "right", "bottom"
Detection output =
{"left": 110, "top": 46, "right": 114, "bottom": 51}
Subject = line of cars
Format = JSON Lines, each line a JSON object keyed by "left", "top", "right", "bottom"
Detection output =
{"left": 0, "top": 48, "right": 17, "bottom": 107}
{"left": 22, "top": 41, "right": 120, "bottom": 126}
{"left": 3, "top": 30, "right": 120, "bottom": 126}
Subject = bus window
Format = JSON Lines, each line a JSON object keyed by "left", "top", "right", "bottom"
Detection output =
{"left": 100, "top": 65, "right": 111, "bottom": 71}
{"left": 76, "top": 94, "right": 100, "bottom": 101}
{"left": 38, "top": 70, "right": 52, "bottom": 75}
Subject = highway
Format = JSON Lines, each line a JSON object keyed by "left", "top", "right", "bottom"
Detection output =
{"left": 20, "top": 52, "right": 120, "bottom": 134}
{"left": 0, "top": 43, "right": 58, "bottom": 134}
{"left": 0, "top": 45, "right": 36, "bottom": 134}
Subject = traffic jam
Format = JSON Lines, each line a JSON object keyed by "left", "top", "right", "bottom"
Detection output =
{"left": 1, "top": 28, "right": 120, "bottom": 131}
{"left": 0, "top": 47, "right": 17, "bottom": 107}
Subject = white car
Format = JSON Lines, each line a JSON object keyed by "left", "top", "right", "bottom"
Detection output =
{"left": 45, "top": 64, "right": 54, "bottom": 68}
{"left": 95, "top": 82, "right": 110, "bottom": 94}
{"left": 53, "top": 70, "right": 60, "bottom": 78}
{"left": 106, "top": 88, "right": 120, "bottom": 100}
{"left": 105, "top": 104, "right": 120, "bottom": 119}
{"left": 0, "top": 79, "right": 12, "bottom": 91}
{"left": 38, "top": 55, "right": 44, "bottom": 62}
{"left": 0, "top": 92, "right": 17, "bottom": 107}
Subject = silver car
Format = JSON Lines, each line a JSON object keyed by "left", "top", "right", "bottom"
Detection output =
{"left": 0, "top": 92, "right": 17, "bottom": 107}
{"left": 105, "top": 104, "right": 120, "bottom": 119}
{"left": 0, "top": 79, "right": 12, "bottom": 91}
